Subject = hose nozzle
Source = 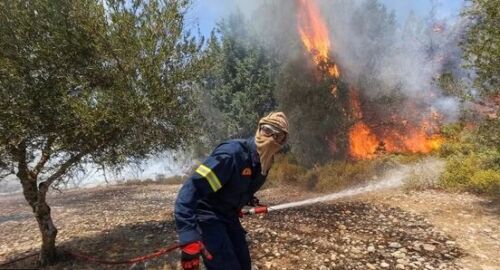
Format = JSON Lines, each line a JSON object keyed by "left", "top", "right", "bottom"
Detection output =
{"left": 240, "top": 206, "right": 268, "bottom": 216}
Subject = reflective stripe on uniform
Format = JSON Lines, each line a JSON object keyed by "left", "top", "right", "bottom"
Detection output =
{"left": 195, "top": 164, "right": 222, "bottom": 191}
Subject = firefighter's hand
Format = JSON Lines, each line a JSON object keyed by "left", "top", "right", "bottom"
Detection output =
{"left": 181, "top": 241, "right": 212, "bottom": 270}
{"left": 248, "top": 196, "right": 263, "bottom": 207}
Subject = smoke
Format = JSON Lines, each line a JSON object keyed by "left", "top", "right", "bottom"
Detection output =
{"left": 224, "top": 0, "right": 467, "bottom": 122}
{"left": 195, "top": 0, "right": 469, "bottom": 164}
{"left": 318, "top": 0, "right": 466, "bottom": 122}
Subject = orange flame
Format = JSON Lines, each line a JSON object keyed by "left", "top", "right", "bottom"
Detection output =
{"left": 297, "top": 0, "right": 340, "bottom": 78}
{"left": 348, "top": 87, "right": 379, "bottom": 159}
{"left": 296, "top": 0, "right": 443, "bottom": 159}
{"left": 349, "top": 122, "right": 379, "bottom": 159}
{"left": 347, "top": 88, "right": 443, "bottom": 159}
{"left": 381, "top": 122, "right": 443, "bottom": 154}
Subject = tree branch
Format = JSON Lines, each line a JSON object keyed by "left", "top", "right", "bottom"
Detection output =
{"left": 38, "top": 152, "right": 87, "bottom": 194}
{"left": 0, "top": 158, "right": 14, "bottom": 175}
{"left": 12, "top": 141, "right": 30, "bottom": 179}
{"left": 101, "top": 163, "right": 109, "bottom": 184}
{"left": 9, "top": 140, "right": 38, "bottom": 209}
{"left": 31, "top": 137, "right": 55, "bottom": 178}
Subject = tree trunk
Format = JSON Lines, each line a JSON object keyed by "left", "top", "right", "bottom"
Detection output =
{"left": 13, "top": 141, "right": 60, "bottom": 265}
{"left": 35, "top": 201, "right": 58, "bottom": 266}
{"left": 19, "top": 173, "right": 59, "bottom": 266}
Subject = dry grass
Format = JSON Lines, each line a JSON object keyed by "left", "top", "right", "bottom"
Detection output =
{"left": 119, "top": 175, "right": 186, "bottom": 187}
{"left": 268, "top": 154, "right": 412, "bottom": 192}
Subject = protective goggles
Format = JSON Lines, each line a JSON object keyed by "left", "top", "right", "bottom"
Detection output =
{"left": 259, "top": 124, "right": 287, "bottom": 144}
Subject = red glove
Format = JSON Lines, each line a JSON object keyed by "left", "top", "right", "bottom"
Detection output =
{"left": 181, "top": 241, "right": 212, "bottom": 270}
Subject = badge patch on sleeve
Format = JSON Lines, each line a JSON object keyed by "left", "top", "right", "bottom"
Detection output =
{"left": 242, "top": 167, "right": 252, "bottom": 176}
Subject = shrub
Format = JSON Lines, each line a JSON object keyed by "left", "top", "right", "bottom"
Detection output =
{"left": 313, "top": 159, "right": 388, "bottom": 192}
{"left": 470, "top": 169, "right": 500, "bottom": 194}
{"left": 441, "top": 153, "right": 481, "bottom": 189}
{"left": 439, "top": 118, "right": 500, "bottom": 196}
{"left": 267, "top": 154, "right": 307, "bottom": 188}
{"left": 269, "top": 153, "right": 427, "bottom": 192}
{"left": 272, "top": 156, "right": 396, "bottom": 192}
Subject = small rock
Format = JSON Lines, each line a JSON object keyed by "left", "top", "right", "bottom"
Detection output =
{"left": 380, "top": 262, "right": 390, "bottom": 268}
{"left": 389, "top": 242, "right": 402, "bottom": 248}
{"left": 392, "top": 251, "right": 406, "bottom": 259}
{"left": 400, "top": 260, "right": 412, "bottom": 267}
{"left": 423, "top": 244, "right": 436, "bottom": 252}
{"left": 264, "top": 261, "right": 274, "bottom": 269}
{"left": 367, "top": 246, "right": 375, "bottom": 252}
{"left": 481, "top": 266, "right": 498, "bottom": 270}
{"left": 366, "top": 263, "right": 376, "bottom": 270}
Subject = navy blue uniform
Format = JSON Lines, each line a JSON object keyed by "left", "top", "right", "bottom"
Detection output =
{"left": 174, "top": 137, "right": 266, "bottom": 270}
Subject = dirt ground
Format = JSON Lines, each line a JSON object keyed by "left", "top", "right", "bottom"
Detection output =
{"left": 358, "top": 190, "right": 500, "bottom": 270}
{"left": 0, "top": 183, "right": 498, "bottom": 270}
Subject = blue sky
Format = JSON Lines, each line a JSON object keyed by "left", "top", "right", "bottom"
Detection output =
{"left": 187, "top": 0, "right": 465, "bottom": 37}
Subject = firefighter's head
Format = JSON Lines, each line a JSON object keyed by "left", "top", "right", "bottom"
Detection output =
{"left": 255, "top": 112, "right": 289, "bottom": 175}
{"left": 257, "top": 112, "right": 289, "bottom": 145}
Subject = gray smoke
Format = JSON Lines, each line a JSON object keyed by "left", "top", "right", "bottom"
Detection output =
{"left": 224, "top": 0, "right": 468, "bottom": 123}
{"left": 320, "top": 0, "right": 466, "bottom": 122}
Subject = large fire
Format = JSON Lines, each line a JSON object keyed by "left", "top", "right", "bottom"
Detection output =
{"left": 296, "top": 0, "right": 443, "bottom": 159}
{"left": 347, "top": 87, "right": 443, "bottom": 159}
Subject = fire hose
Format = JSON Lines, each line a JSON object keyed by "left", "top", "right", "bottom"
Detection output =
{"left": 0, "top": 243, "right": 182, "bottom": 267}
{"left": 2, "top": 177, "right": 400, "bottom": 267}
{"left": 63, "top": 242, "right": 182, "bottom": 265}
{"left": 0, "top": 208, "right": 266, "bottom": 267}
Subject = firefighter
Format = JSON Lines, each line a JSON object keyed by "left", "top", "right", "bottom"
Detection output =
{"left": 174, "top": 112, "right": 289, "bottom": 270}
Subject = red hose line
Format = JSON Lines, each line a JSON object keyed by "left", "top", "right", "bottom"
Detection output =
{"left": 0, "top": 243, "right": 182, "bottom": 266}
{"left": 64, "top": 243, "right": 182, "bottom": 265}
{"left": 0, "top": 252, "right": 38, "bottom": 267}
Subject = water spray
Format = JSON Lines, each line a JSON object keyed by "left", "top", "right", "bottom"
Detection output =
{"left": 241, "top": 166, "right": 409, "bottom": 216}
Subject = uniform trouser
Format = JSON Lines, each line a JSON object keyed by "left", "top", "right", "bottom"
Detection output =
{"left": 199, "top": 219, "right": 251, "bottom": 270}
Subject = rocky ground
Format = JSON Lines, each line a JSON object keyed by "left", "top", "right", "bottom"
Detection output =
{"left": 0, "top": 183, "right": 498, "bottom": 270}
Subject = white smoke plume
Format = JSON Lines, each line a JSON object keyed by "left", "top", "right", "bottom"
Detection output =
{"left": 214, "top": 0, "right": 468, "bottom": 123}
{"left": 319, "top": 0, "right": 467, "bottom": 122}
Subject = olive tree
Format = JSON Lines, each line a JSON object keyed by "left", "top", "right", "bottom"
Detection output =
{"left": 0, "top": 0, "right": 203, "bottom": 265}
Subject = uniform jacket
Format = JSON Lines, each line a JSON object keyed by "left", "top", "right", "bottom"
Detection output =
{"left": 174, "top": 137, "right": 267, "bottom": 244}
